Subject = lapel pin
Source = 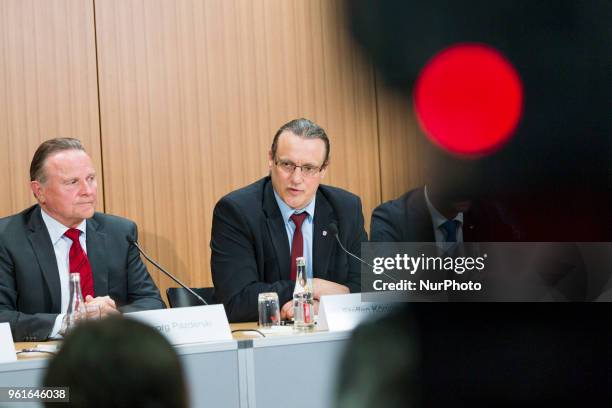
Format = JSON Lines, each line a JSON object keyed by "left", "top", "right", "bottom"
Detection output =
{"left": 322, "top": 231, "right": 328, "bottom": 236}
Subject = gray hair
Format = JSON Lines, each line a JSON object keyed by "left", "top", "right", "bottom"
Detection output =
{"left": 30, "top": 138, "right": 86, "bottom": 182}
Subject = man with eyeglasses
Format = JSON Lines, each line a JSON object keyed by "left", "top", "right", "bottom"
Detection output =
{"left": 211, "top": 118, "right": 367, "bottom": 322}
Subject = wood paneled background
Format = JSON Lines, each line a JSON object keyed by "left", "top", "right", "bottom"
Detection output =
{"left": 0, "top": 0, "right": 103, "bottom": 215}
{"left": 0, "top": 0, "right": 425, "bottom": 302}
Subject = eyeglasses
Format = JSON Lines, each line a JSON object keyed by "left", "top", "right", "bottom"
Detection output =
{"left": 274, "top": 159, "right": 326, "bottom": 177}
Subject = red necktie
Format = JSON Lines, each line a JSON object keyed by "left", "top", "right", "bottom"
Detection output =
{"left": 289, "top": 212, "right": 308, "bottom": 280}
{"left": 65, "top": 228, "right": 95, "bottom": 299}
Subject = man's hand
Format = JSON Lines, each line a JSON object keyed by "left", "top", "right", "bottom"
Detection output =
{"left": 280, "top": 299, "right": 320, "bottom": 320}
{"left": 85, "top": 295, "right": 119, "bottom": 317}
{"left": 312, "top": 278, "right": 349, "bottom": 300}
{"left": 280, "top": 300, "right": 293, "bottom": 320}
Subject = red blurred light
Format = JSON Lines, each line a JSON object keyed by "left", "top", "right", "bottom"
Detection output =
{"left": 413, "top": 43, "right": 523, "bottom": 156}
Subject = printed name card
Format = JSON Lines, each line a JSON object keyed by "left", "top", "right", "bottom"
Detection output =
{"left": 0, "top": 323, "right": 17, "bottom": 363}
{"left": 126, "top": 305, "right": 232, "bottom": 345}
{"left": 318, "top": 293, "right": 399, "bottom": 332}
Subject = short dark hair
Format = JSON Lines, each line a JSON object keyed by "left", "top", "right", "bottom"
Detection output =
{"left": 44, "top": 316, "right": 188, "bottom": 408}
{"left": 271, "top": 118, "right": 330, "bottom": 165}
{"left": 30, "top": 138, "right": 85, "bottom": 182}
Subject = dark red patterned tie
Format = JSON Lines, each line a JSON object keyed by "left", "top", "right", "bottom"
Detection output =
{"left": 289, "top": 212, "right": 308, "bottom": 280}
{"left": 65, "top": 228, "right": 95, "bottom": 298}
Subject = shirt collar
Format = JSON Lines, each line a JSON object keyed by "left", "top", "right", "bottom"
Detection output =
{"left": 40, "top": 208, "right": 87, "bottom": 245}
{"left": 273, "top": 189, "right": 316, "bottom": 225}
{"left": 424, "top": 185, "right": 464, "bottom": 228}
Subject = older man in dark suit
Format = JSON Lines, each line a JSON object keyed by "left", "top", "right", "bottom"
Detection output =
{"left": 0, "top": 138, "right": 164, "bottom": 341}
{"left": 211, "top": 118, "right": 368, "bottom": 322}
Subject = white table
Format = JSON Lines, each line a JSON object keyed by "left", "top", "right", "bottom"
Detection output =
{"left": 1, "top": 326, "right": 351, "bottom": 408}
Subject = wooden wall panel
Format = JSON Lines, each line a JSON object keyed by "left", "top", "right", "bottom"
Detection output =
{"left": 375, "top": 77, "right": 428, "bottom": 202}
{"left": 0, "top": 0, "right": 103, "bottom": 217}
{"left": 95, "top": 0, "right": 381, "bottom": 297}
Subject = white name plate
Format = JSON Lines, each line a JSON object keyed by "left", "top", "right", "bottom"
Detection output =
{"left": 318, "top": 293, "right": 399, "bottom": 332}
{"left": 0, "top": 323, "right": 17, "bottom": 363}
{"left": 126, "top": 305, "right": 232, "bottom": 345}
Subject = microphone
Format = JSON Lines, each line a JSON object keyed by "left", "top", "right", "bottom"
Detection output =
{"left": 127, "top": 236, "right": 208, "bottom": 305}
{"left": 328, "top": 223, "right": 398, "bottom": 283}
{"left": 327, "top": 222, "right": 375, "bottom": 269}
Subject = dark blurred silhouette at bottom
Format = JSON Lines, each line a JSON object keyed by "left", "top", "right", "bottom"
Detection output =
{"left": 44, "top": 316, "right": 188, "bottom": 408}
{"left": 336, "top": 305, "right": 611, "bottom": 407}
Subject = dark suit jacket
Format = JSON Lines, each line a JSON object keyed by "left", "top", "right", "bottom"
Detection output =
{"left": 370, "top": 189, "right": 589, "bottom": 300}
{"left": 0, "top": 205, "right": 165, "bottom": 341}
{"left": 211, "top": 177, "right": 368, "bottom": 322}
{"left": 370, "top": 187, "right": 521, "bottom": 242}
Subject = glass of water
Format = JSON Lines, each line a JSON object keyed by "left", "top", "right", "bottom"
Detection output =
{"left": 258, "top": 292, "right": 281, "bottom": 327}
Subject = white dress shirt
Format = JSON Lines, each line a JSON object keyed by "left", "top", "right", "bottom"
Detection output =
{"left": 424, "top": 185, "right": 464, "bottom": 244}
{"left": 40, "top": 209, "right": 87, "bottom": 338}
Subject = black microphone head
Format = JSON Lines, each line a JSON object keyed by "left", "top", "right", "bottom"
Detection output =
{"left": 328, "top": 222, "right": 339, "bottom": 236}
